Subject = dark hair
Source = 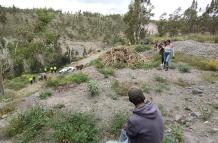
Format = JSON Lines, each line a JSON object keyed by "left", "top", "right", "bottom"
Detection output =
{"left": 128, "top": 86, "right": 145, "bottom": 105}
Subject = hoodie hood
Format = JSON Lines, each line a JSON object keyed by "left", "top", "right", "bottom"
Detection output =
{"left": 133, "top": 101, "right": 158, "bottom": 119}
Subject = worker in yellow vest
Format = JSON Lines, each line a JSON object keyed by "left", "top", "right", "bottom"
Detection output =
{"left": 50, "top": 67, "right": 53, "bottom": 73}
{"left": 44, "top": 67, "right": 47, "bottom": 73}
{"left": 29, "top": 77, "right": 33, "bottom": 84}
{"left": 54, "top": 66, "right": 57, "bottom": 73}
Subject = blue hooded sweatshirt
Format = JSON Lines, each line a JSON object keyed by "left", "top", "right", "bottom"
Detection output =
{"left": 125, "top": 101, "right": 163, "bottom": 143}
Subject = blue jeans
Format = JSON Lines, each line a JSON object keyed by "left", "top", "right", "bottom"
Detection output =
{"left": 106, "top": 129, "right": 128, "bottom": 143}
{"left": 164, "top": 52, "right": 171, "bottom": 66}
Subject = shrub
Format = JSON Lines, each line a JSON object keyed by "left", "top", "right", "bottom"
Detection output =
{"left": 98, "top": 68, "right": 114, "bottom": 78}
{"left": 178, "top": 64, "right": 191, "bottom": 73}
{"left": 51, "top": 112, "right": 100, "bottom": 143}
{"left": 89, "top": 58, "right": 104, "bottom": 69}
{"left": 111, "top": 113, "right": 128, "bottom": 135}
{"left": 46, "top": 73, "right": 89, "bottom": 87}
{"left": 87, "top": 80, "right": 100, "bottom": 97}
{"left": 135, "top": 45, "right": 151, "bottom": 52}
{"left": 112, "top": 80, "right": 130, "bottom": 96}
{"left": 5, "top": 76, "right": 29, "bottom": 90}
{"left": 39, "top": 90, "right": 53, "bottom": 100}
{"left": 0, "top": 101, "right": 16, "bottom": 117}
{"left": 200, "top": 106, "right": 213, "bottom": 121}
{"left": 163, "top": 124, "right": 184, "bottom": 143}
{"left": 207, "top": 60, "right": 218, "bottom": 71}
{"left": 143, "top": 54, "right": 161, "bottom": 69}
{"left": 6, "top": 106, "right": 50, "bottom": 143}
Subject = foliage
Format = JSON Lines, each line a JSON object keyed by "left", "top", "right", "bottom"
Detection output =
{"left": 98, "top": 67, "right": 114, "bottom": 78}
{"left": 163, "top": 123, "right": 184, "bottom": 143}
{"left": 87, "top": 80, "right": 100, "bottom": 97}
{"left": 46, "top": 73, "right": 89, "bottom": 87}
{"left": 5, "top": 76, "right": 29, "bottom": 90}
{"left": 178, "top": 64, "right": 191, "bottom": 73}
{"left": 51, "top": 112, "right": 100, "bottom": 143}
{"left": 6, "top": 106, "right": 50, "bottom": 143}
{"left": 39, "top": 90, "right": 53, "bottom": 100}
{"left": 135, "top": 44, "right": 151, "bottom": 52}
{"left": 111, "top": 113, "right": 128, "bottom": 135}
{"left": 53, "top": 104, "right": 65, "bottom": 109}
{"left": 143, "top": 54, "right": 161, "bottom": 69}
{"left": 207, "top": 60, "right": 218, "bottom": 71}
{"left": 0, "top": 101, "right": 16, "bottom": 117}
{"left": 89, "top": 58, "right": 104, "bottom": 69}
{"left": 111, "top": 80, "right": 130, "bottom": 96}
{"left": 158, "top": 104, "right": 168, "bottom": 117}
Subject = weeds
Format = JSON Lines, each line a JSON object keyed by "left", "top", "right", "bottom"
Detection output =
{"left": 154, "top": 83, "right": 169, "bottom": 93}
{"left": 5, "top": 76, "right": 29, "bottom": 90}
{"left": 154, "top": 75, "right": 168, "bottom": 84}
{"left": 98, "top": 67, "right": 114, "bottom": 78}
{"left": 112, "top": 80, "right": 131, "bottom": 96}
{"left": 0, "top": 101, "right": 17, "bottom": 117}
{"left": 175, "top": 78, "right": 191, "bottom": 88}
{"left": 46, "top": 73, "right": 89, "bottom": 87}
{"left": 141, "top": 82, "right": 151, "bottom": 93}
{"left": 178, "top": 64, "right": 191, "bottom": 73}
{"left": 158, "top": 104, "right": 168, "bottom": 116}
{"left": 135, "top": 44, "right": 151, "bottom": 52}
{"left": 163, "top": 123, "right": 184, "bottom": 143}
{"left": 39, "top": 90, "right": 53, "bottom": 100}
{"left": 201, "top": 72, "right": 218, "bottom": 83}
{"left": 199, "top": 106, "right": 213, "bottom": 121}
{"left": 87, "top": 80, "right": 100, "bottom": 97}
{"left": 111, "top": 113, "right": 128, "bottom": 136}
{"left": 51, "top": 112, "right": 100, "bottom": 143}
{"left": 89, "top": 58, "right": 104, "bottom": 69}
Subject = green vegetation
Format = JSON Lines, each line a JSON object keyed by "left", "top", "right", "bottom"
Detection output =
{"left": 51, "top": 112, "right": 100, "bottom": 143}
{"left": 154, "top": 75, "right": 168, "bottom": 84}
{"left": 5, "top": 76, "right": 29, "bottom": 90}
{"left": 5, "top": 106, "right": 100, "bottom": 143}
{"left": 98, "top": 67, "right": 115, "bottom": 78}
{"left": 143, "top": 54, "right": 161, "bottom": 69}
{"left": 163, "top": 123, "right": 184, "bottom": 143}
{"left": 178, "top": 64, "right": 191, "bottom": 73}
{"left": 53, "top": 104, "right": 65, "bottom": 109}
{"left": 154, "top": 75, "right": 169, "bottom": 93}
{"left": 174, "top": 53, "right": 218, "bottom": 71}
{"left": 46, "top": 73, "right": 89, "bottom": 87}
{"left": 87, "top": 80, "right": 100, "bottom": 97}
{"left": 39, "top": 90, "right": 53, "bottom": 100}
{"left": 112, "top": 80, "right": 130, "bottom": 96}
{"left": 212, "top": 102, "right": 218, "bottom": 110}
{"left": 200, "top": 106, "right": 213, "bottom": 121}
{"left": 90, "top": 58, "right": 104, "bottom": 69}
{"left": 111, "top": 113, "right": 128, "bottom": 136}
{"left": 135, "top": 44, "right": 151, "bottom": 52}
{"left": 6, "top": 106, "right": 50, "bottom": 143}
{"left": 174, "top": 78, "right": 191, "bottom": 88}
{"left": 141, "top": 82, "right": 151, "bottom": 93}
{"left": 0, "top": 101, "right": 17, "bottom": 117}
{"left": 158, "top": 104, "right": 168, "bottom": 117}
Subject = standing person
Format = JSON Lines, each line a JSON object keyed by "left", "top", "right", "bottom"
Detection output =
{"left": 50, "top": 67, "right": 53, "bottom": 73}
{"left": 54, "top": 66, "right": 57, "bottom": 73}
{"left": 29, "top": 77, "right": 33, "bottom": 84}
{"left": 44, "top": 67, "right": 47, "bottom": 73}
{"left": 163, "top": 40, "right": 174, "bottom": 71}
{"left": 106, "top": 86, "right": 164, "bottom": 143}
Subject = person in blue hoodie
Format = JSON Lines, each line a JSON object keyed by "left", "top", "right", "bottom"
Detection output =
{"left": 106, "top": 86, "right": 163, "bottom": 143}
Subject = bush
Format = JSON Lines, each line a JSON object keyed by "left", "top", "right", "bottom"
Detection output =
{"left": 135, "top": 45, "right": 151, "bottom": 52}
{"left": 207, "top": 60, "right": 218, "bottom": 71}
{"left": 6, "top": 106, "right": 50, "bottom": 143}
{"left": 39, "top": 90, "right": 53, "bottom": 100}
{"left": 178, "top": 64, "right": 191, "bottom": 73}
{"left": 163, "top": 124, "right": 184, "bottom": 143}
{"left": 0, "top": 101, "right": 16, "bottom": 117}
{"left": 98, "top": 67, "right": 114, "bottom": 78}
{"left": 5, "top": 76, "right": 29, "bottom": 90}
{"left": 46, "top": 73, "right": 89, "bottom": 87}
{"left": 111, "top": 113, "right": 128, "bottom": 135}
{"left": 200, "top": 106, "right": 213, "bottom": 121}
{"left": 89, "top": 58, "right": 104, "bottom": 69}
{"left": 87, "top": 80, "right": 100, "bottom": 97}
{"left": 51, "top": 112, "right": 100, "bottom": 143}
{"left": 112, "top": 80, "right": 130, "bottom": 96}
{"left": 143, "top": 54, "right": 161, "bottom": 69}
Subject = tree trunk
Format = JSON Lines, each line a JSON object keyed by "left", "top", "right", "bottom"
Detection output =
{"left": 0, "top": 67, "right": 5, "bottom": 96}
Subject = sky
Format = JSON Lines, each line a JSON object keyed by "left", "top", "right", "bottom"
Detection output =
{"left": 0, "top": 0, "right": 212, "bottom": 19}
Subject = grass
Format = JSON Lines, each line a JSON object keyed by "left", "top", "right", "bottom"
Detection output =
{"left": 87, "top": 80, "right": 100, "bottom": 97}
{"left": 174, "top": 52, "right": 218, "bottom": 71}
{"left": 143, "top": 54, "right": 161, "bottom": 69}
{"left": 46, "top": 72, "right": 89, "bottom": 87}
{"left": 111, "top": 80, "right": 131, "bottom": 96}
{"left": 199, "top": 106, "right": 213, "bottom": 121}
{"left": 0, "top": 90, "right": 15, "bottom": 103}
{"left": 5, "top": 76, "right": 29, "bottom": 90}
{"left": 174, "top": 78, "right": 191, "bottom": 88}
{"left": 0, "top": 101, "right": 17, "bottom": 117}
{"left": 135, "top": 44, "right": 151, "bottom": 52}
{"left": 178, "top": 64, "right": 191, "bottom": 73}
{"left": 111, "top": 113, "right": 128, "bottom": 136}
{"left": 201, "top": 72, "right": 218, "bottom": 83}
{"left": 141, "top": 82, "right": 151, "bottom": 93}
{"left": 51, "top": 112, "right": 100, "bottom": 143}
{"left": 154, "top": 75, "right": 168, "bottom": 84}
{"left": 89, "top": 58, "right": 104, "bottom": 69}
{"left": 39, "top": 90, "right": 53, "bottom": 100}
{"left": 53, "top": 104, "right": 65, "bottom": 109}
{"left": 154, "top": 83, "right": 169, "bottom": 93}
{"left": 158, "top": 104, "right": 168, "bottom": 117}
{"left": 163, "top": 123, "right": 184, "bottom": 143}
{"left": 6, "top": 106, "right": 50, "bottom": 143}
{"left": 98, "top": 67, "right": 114, "bottom": 78}
{"left": 5, "top": 106, "right": 100, "bottom": 143}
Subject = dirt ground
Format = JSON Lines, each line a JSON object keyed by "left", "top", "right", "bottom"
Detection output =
{"left": 0, "top": 41, "right": 218, "bottom": 143}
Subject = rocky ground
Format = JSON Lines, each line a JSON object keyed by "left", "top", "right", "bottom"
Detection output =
{"left": 0, "top": 40, "right": 218, "bottom": 143}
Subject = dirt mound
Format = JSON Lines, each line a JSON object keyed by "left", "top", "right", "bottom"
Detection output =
{"left": 174, "top": 40, "right": 218, "bottom": 59}
{"left": 102, "top": 47, "right": 147, "bottom": 68}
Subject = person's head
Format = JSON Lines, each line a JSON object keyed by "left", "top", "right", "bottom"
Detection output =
{"left": 166, "top": 40, "right": 171, "bottom": 45}
{"left": 128, "top": 86, "right": 145, "bottom": 106}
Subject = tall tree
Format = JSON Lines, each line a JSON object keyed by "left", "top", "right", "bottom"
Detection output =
{"left": 124, "top": 0, "right": 153, "bottom": 44}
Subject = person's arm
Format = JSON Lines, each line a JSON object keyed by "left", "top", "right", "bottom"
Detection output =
{"left": 125, "top": 120, "right": 138, "bottom": 138}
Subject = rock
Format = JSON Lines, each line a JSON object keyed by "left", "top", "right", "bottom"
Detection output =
{"left": 210, "top": 128, "right": 218, "bottom": 134}
{"left": 192, "top": 88, "right": 203, "bottom": 94}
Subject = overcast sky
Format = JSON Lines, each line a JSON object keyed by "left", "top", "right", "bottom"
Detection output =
{"left": 0, "top": 0, "right": 212, "bottom": 19}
